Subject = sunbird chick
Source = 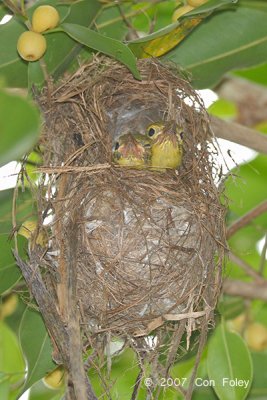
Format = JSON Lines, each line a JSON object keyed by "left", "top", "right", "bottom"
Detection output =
{"left": 146, "top": 121, "right": 184, "bottom": 170}
{"left": 113, "top": 133, "right": 151, "bottom": 168}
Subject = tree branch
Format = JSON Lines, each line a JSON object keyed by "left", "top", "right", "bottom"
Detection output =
{"left": 223, "top": 278, "right": 267, "bottom": 301}
{"left": 216, "top": 76, "right": 267, "bottom": 127}
{"left": 210, "top": 115, "right": 267, "bottom": 154}
{"left": 226, "top": 200, "right": 267, "bottom": 239}
{"left": 229, "top": 252, "right": 265, "bottom": 283}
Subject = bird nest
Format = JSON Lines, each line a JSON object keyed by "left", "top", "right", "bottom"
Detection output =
{"left": 22, "top": 56, "right": 226, "bottom": 397}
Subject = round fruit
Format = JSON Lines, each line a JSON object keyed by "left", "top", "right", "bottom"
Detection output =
{"left": 17, "top": 31, "right": 47, "bottom": 61}
{"left": 32, "top": 5, "right": 60, "bottom": 33}
{"left": 244, "top": 322, "right": 267, "bottom": 351}
{"left": 187, "top": 0, "right": 208, "bottom": 7}
{"left": 0, "top": 294, "right": 18, "bottom": 319}
{"left": 172, "top": 5, "right": 194, "bottom": 22}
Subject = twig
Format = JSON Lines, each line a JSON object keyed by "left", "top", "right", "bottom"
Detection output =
{"left": 229, "top": 252, "right": 265, "bottom": 283}
{"left": 38, "top": 164, "right": 110, "bottom": 174}
{"left": 210, "top": 115, "right": 267, "bottom": 154}
{"left": 223, "top": 278, "right": 267, "bottom": 301}
{"left": 226, "top": 200, "right": 267, "bottom": 239}
{"left": 116, "top": 2, "right": 139, "bottom": 39}
{"left": 3, "top": 0, "right": 21, "bottom": 15}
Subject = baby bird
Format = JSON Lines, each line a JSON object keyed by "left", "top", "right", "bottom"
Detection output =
{"left": 146, "top": 121, "right": 184, "bottom": 170}
{"left": 112, "top": 133, "right": 151, "bottom": 168}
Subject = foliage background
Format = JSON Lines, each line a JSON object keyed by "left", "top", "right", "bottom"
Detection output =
{"left": 0, "top": 0, "right": 267, "bottom": 399}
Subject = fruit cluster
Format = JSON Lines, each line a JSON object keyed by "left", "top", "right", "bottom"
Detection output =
{"left": 17, "top": 5, "right": 60, "bottom": 62}
{"left": 172, "top": 0, "right": 208, "bottom": 22}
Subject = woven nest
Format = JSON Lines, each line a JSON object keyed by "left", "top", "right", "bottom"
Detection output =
{"left": 30, "top": 57, "right": 226, "bottom": 391}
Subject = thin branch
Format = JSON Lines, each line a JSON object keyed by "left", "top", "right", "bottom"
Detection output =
{"left": 2, "top": 0, "right": 21, "bottom": 15}
{"left": 229, "top": 252, "right": 265, "bottom": 283}
{"left": 210, "top": 115, "right": 267, "bottom": 154}
{"left": 116, "top": 2, "right": 139, "bottom": 39}
{"left": 223, "top": 278, "right": 267, "bottom": 301}
{"left": 226, "top": 200, "right": 267, "bottom": 239}
{"left": 216, "top": 76, "right": 267, "bottom": 127}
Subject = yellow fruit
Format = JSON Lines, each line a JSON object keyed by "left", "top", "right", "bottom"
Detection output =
{"left": 187, "top": 0, "right": 208, "bottom": 7}
{"left": 227, "top": 313, "right": 246, "bottom": 333}
{"left": 43, "top": 366, "right": 65, "bottom": 390}
{"left": 0, "top": 294, "right": 18, "bottom": 319}
{"left": 32, "top": 5, "right": 60, "bottom": 33}
{"left": 244, "top": 322, "right": 267, "bottom": 351}
{"left": 172, "top": 5, "right": 194, "bottom": 22}
{"left": 17, "top": 31, "right": 47, "bottom": 61}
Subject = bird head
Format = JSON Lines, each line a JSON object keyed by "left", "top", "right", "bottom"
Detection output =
{"left": 113, "top": 133, "right": 148, "bottom": 165}
{"left": 146, "top": 120, "right": 184, "bottom": 147}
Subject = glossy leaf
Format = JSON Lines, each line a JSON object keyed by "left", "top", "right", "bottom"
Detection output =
{"left": 19, "top": 306, "right": 55, "bottom": 394}
{"left": 128, "top": 0, "right": 236, "bottom": 58}
{"left": 61, "top": 23, "right": 140, "bottom": 79}
{"left": 129, "top": 18, "right": 202, "bottom": 58}
{"left": 0, "top": 90, "right": 41, "bottom": 166}
{"left": 207, "top": 323, "right": 252, "bottom": 400}
{"left": 163, "top": 5, "right": 267, "bottom": 88}
{"left": 0, "top": 321, "right": 25, "bottom": 392}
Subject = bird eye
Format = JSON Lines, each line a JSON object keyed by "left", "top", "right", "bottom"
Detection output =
{"left": 114, "top": 142, "right": 120, "bottom": 150}
{"left": 148, "top": 127, "right": 156, "bottom": 137}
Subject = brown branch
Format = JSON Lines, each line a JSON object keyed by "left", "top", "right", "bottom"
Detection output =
{"left": 13, "top": 251, "right": 97, "bottom": 400}
{"left": 116, "top": 2, "right": 139, "bottom": 39}
{"left": 223, "top": 278, "right": 267, "bottom": 301}
{"left": 216, "top": 76, "right": 267, "bottom": 127}
{"left": 226, "top": 200, "right": 267, "bottom": 239}
{"left": 210, "top": 115, "right": 267, "bottom": 154}
{"left": 229, "top": 252, "right": 265, "bottom": 283}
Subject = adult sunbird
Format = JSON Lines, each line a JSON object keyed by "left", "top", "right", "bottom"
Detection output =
{"left": 113, "top": 133, "right": 151, "bottom": 168}
{"left": 146, "top": 121, "right": 184, "bottom": 170}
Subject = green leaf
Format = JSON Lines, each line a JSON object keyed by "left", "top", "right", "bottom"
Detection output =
{"left": 128, "top": 0, "right": 236, "bottom": 58}
{"left": 208, "top": 99, "right": 237, "bottom": 120}
{"left": 0, "top": 321, "right": 25, "bottom": 391}
{"left": 96, "top": 4, "right": 129, "bottom": 40}
{"left": 0, "top": 376, "right": 9, "bottom": 400}
{"left": 0, "top": 188, "right": 35, "bottom": 295}
{"left": 28, "top": 379, "right": 64, "bottom": 400}
{"left": 19, "top": 306, "right": 55, "bottom": 394}
{"left": 163, "top": 5, "right": 267, "bottom": 88}
{"left": 61, "top": 23, "right": 141, "bottom": 79}
{"left": 234, "top": 63, "right": 267, "bottom": 87}
{"left": 0, "top": 90, "right": 41, "bottom": 167}
{"left": 248, "top": 352, "right": 267, "bottom": 399}
{"left": 207, "top": 323, "right": 253, "bottom": 400}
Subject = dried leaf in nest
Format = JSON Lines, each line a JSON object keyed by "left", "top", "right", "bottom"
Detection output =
{"left": 33, "top": 56, "right": 226, "bottom": 395}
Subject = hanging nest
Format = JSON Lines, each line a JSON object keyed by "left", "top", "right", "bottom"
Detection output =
{"left": 23, "top": 56, "right": 226, "bottom": 397}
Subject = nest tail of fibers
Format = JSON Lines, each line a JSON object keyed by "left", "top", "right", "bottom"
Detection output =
{"left": 33, "top": 56, "right": 226, "bottom": 396}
